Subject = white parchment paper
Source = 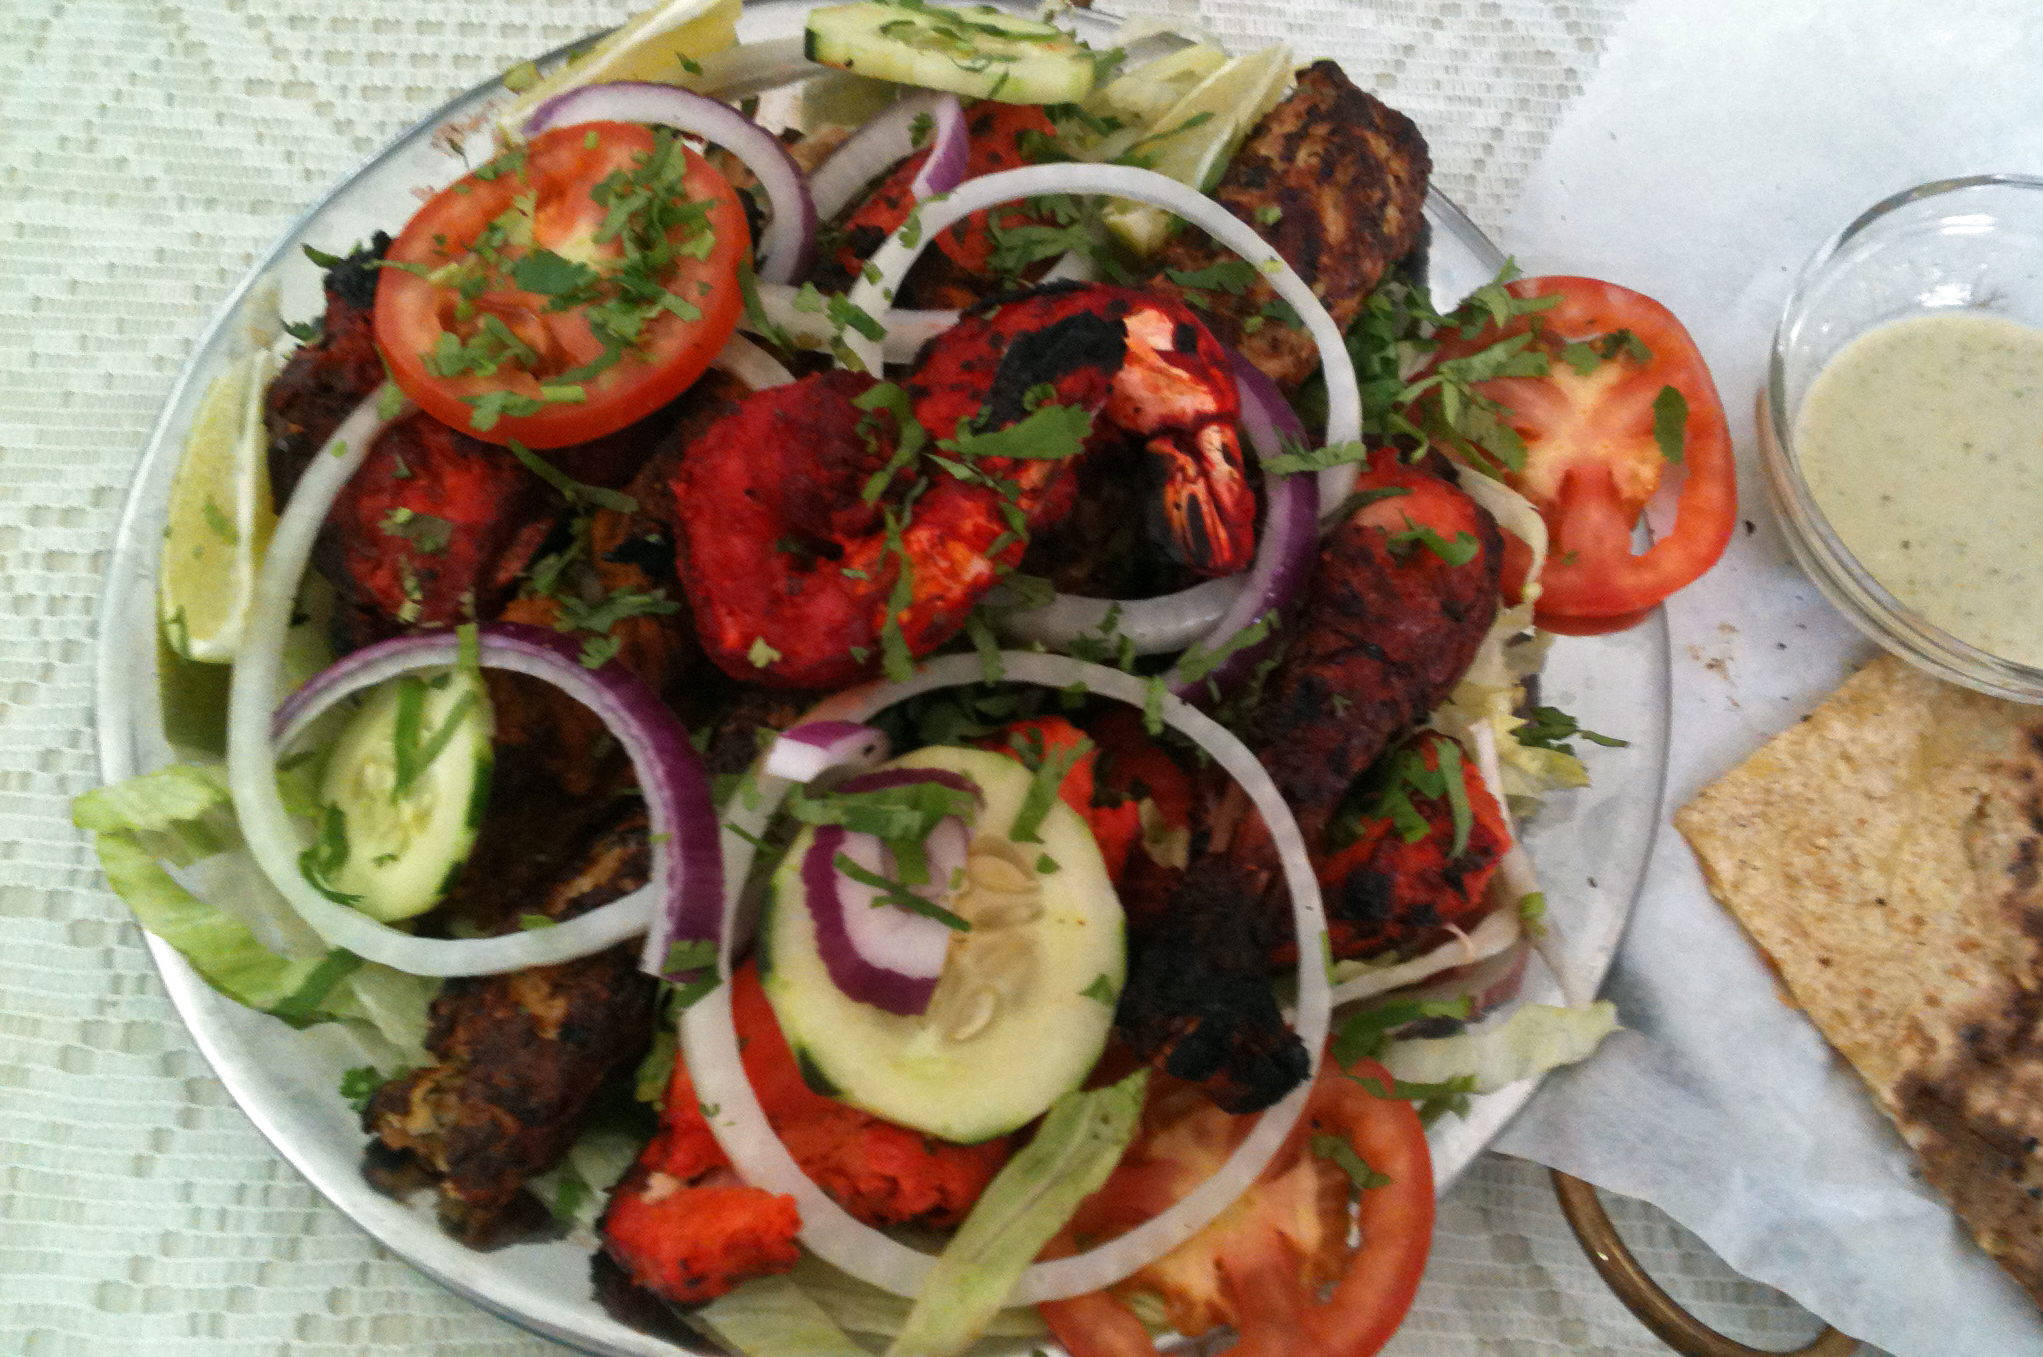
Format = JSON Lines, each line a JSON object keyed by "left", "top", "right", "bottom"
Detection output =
{"left": 1490, "top": 2, "right": 2043, "bottom": 1353}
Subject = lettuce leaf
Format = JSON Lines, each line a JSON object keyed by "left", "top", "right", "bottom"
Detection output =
{"left": 887, "top": 1069, "right": 1148, "bottom": 1357}
{"left": 785, "top": 1254, "right": 1050, "bottom": 1341}
{"left": 72, "top": 762, "right": 239, "bottom": 864}
{"left": 76, "top": 763, "right": 433, "bottom": 1056}
{"left": 692, "top": 1274, "right": 872, "bottom": 1357}
{"left": 1383, "top": 1000, "right": 1619, "bottom": 1094}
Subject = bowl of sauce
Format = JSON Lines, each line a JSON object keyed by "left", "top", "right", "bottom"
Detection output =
{"left": 1760, "top": 174, "right": 2043, "bottom": 702}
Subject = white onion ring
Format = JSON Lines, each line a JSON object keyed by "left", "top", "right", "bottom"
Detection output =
{"left": 710, "top": 331, "right": 796, "bottom": 390}
{"left": 522, "top": 81, "right": 818, "bottom": 286}
{"left": 837, "top": 164, "right": 1363, "bottom": 499}
{"left": 991, "top": 576, "right": 1244, "bottom": 656}
{"left": 747, "top": 282, "right": 955, "bottom": 367}
{"left": 1330, "top": 907, "right": 1523, "bottom": 1007}
{"left": 679, "top": 652, "right": 1331, "bottom": 1304}
{"left": 224, "top": 393, "right": 678, "bottom": 977}
{"left": 807, "top": 90, "right": 969, "bottom": 220}
{"left": 261, "top": 623, "right": 722, "bottom": 978}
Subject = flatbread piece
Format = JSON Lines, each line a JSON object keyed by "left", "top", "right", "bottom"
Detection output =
{"left": 1676, "top": 655, "right": 2043, "bottom": 1307}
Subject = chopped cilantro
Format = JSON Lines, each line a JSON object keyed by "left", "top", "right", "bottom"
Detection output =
{"left": 1386, "top": 516, "right": 1480, "bottom": 567}
{"left": 1312, "top": 1132, "right": 1392, "bottom": 1191}
{"left": 338, "top": 1065, "right": 389, "bottom": 1116}
{"left": 834, "top": 852, "right": 971, "bottom": 931}
{"left": 1652, "top": 384, "right": 1689, "bottom": 463}
{"left": 1079, "top": 972, "right": 1115, "bottom": 1004}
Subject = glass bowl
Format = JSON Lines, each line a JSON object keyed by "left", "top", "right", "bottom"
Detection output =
{"left": 1758, "top": 174, "right": 2043, "bottom": 703}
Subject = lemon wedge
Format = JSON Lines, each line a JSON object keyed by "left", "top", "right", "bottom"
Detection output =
{"left": 158, "top": 349, "right": 278, "bottom": 664}
{"left": 1085, "top": 42, "right": 1229, "bottom": 130}
{"left": 498, "top": 0, "right": 742, "bottom": 131}
{"left": 1099, "top": 43, "right": 1294, "bottom": 258}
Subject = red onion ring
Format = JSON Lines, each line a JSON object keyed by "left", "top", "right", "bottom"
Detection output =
{"left": 799, "top": 815, "right": 969, "bottom": 1016}
{"left": 1162, "top": 351, "right": 1322, "bottom": 699}
{"left": 764, "top": 720, "right": 890, "bottom": 782}
{"left": 807, "top": 90, "right": 969, "bottom": 221}
{"left": 522, "top": 81, "right": 817, "bottom": 286}
{"left": 679, "top": 651, "right": 1331, "bottom": 1304}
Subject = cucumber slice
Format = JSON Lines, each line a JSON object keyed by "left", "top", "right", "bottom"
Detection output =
{"left": 804, "top": 0, "right": 1101, "bottom": 106}
{"left": 313, "top": 666, "right": 493, "bottom": 922}
{"left": 761, "top": 746, "right": 1125, "bottom": 1143}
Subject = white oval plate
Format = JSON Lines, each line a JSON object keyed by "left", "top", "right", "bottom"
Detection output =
{"left": 94, "top": 4, "right": 1670, "bottom": 1351}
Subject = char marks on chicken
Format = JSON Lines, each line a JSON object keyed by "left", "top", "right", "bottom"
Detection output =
{"left": 1113, "top": 450, "right": 1503, "bottom": 1112}
{"left": 264, "top": 234, "right": 390, "bottom": 503}
{"left": 1147, "top": 61, "right": 1431, "bottom": 389}
{"left": 365, "top": 810, "right": 658, "bottom": 1246}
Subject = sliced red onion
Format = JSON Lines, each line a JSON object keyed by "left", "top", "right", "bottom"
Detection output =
{"left": 801, "top": 817, "right": 969, "bottom": 1016}
{"left": 1402, "top": 934, "right": 1531, "bottom": 1024}
{"left": 807, "top": 90, "right": 968, "bottom": 221}
{"left": 680, "top": 651, "right": 1330, "bottom": 1304}
{"left": 1329, "top": 907, "right": 1525, "bottom": 1008}
{"left": 991, "top": 577, "right": 1243, "bottom": 656}
{"left": 1163, "top": 352, "right": 1322, "bottom": 699}
{"left": 746, "top": 283, "right": 955, "bottom": 367}
{"left": 522, "top": 81, "right": 817, "bottom": 286}
{"left": 764, "top": 720, "right": 890, "bottom": 782}
{"left": 908, "top": 94, "right": 968, "bottom": 202}
{"left": 226, "top": 393, "right": 724, "bottom": 979}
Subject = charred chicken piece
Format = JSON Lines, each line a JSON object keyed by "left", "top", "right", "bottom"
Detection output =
{"left": 1115, "top": 859, "right": 1312, "bottom": 1114}
{"left": 318, "top": 412, "right": 558, "bottom": 650}
{"left": 1114, "top": 450, "right": 1501, "bottom": 1111}
{"left": 487, "top": 367, "right": 748, "bottom": 794}
{"left": 364, "top": 811, "right": 659, "bottom": 1245}
{"left": 1304, "top": 731, "right": 1512, "bottom": 965}
{"left": 265, "top": 234, "right": 390, "bottom": 503}
{"left": 1249, "top": 448, "right": 1503, "bottom": 846}
{"left": 1147, "top": 62, "right": 1431, "bottom": 388}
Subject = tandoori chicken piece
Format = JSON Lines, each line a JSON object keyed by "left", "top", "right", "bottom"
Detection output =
{"left": 265, "top": 234, "right": 390, "bottom": 504}
{"left": 1115, "top": 448, "right": 1502, "bottom": 1112}
{"left": 602, "top": 963, "right": 1014, "bottom": 1305}
{"left": 365, "top": 811, "right": 658, "bottom": 1245}
{"left": 1147, "top": 61, "right": 1431, "bottom": 389}
{"left": 1303, "top": 730, "right": 1512, "bottom": 964}
{"left": 317, "top": 411, "right": 559, "bottom": 649}
{"left": 1249, "top": 448, "right": 1503, "bottom": 848}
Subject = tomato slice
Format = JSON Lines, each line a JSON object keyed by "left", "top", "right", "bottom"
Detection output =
{"left": 1427, "top": 275, "right": 1735, "bottom": 628}
{"left": 1042, "top": 1059, "right": 1433, "bottom": 1357}
{"left": 374, "top": 122, "right": 748, "bottom": 450}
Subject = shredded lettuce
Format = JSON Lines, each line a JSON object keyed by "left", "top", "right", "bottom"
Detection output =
{"left": 782, "top": 1255, "right": 1050, "bottom": 1342}
{"left": 888, "top": 1069, "right": 1149, "bottom": 1357}
{"left": 693, "top": 1275, "right": 872, "bottom": 1357}
{"left": 72, "top": 763, "right": 239, "bottom": 864}
{"left": 1383, "top": 1000, "right": 1618, "bottom": 1094}
{"left": 75, "top": 762, "right": 433, "bottom": 1058}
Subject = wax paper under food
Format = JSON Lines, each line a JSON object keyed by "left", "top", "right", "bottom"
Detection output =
{"left": 1490, "top": 2, "right": 2043, "bottom": 1354}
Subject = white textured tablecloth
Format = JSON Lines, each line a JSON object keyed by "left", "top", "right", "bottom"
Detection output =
{"left": 2, "top": 1, "right": 1835, "bottom": 1352}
